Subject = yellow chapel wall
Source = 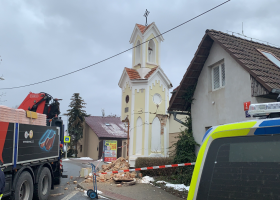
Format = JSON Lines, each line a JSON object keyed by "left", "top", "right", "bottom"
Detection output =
{"left": 148, "top": 80, "right": 166, "bottom": 155}
{"left": 121, "top": 83, "right": 132, "bottom": 122}
{"left": 132, "top": 88, "right": 146, "bottom": 155}
{"left": 145, "top": 33, "right": 159, "bottom": 69}
{"left": 133, "top": 35, "right": 142, "bottom": 69}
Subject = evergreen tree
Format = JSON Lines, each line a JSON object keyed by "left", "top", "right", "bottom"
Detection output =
{"left": 172, "top": 117, "right": 199, "bottom": 185}
{"left": 65, "top": 93, "right": 89, "bottom": 157}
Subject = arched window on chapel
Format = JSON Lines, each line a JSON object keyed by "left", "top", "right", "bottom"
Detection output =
{"left": 135, "top": 40, "right": 140, "bottom": 65}
{"left": 148, "top": 39, "right": 155, "bottom": 63}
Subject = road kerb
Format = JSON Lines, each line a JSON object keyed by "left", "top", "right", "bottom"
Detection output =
{"left": 77, "top": 180, "right": 118, "bottom": 200}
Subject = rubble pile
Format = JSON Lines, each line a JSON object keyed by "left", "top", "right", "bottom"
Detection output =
{"left": 89, "top": 157, "right": 137, "bottom": 183}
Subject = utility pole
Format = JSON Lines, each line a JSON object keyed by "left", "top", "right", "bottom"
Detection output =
{"left": 122, "top": 117, "right": 130, "bottom": 162}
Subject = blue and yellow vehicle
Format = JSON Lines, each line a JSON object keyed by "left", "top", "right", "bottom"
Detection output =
{"left": 188, "top": 102, "right": 280, "bottom": 200}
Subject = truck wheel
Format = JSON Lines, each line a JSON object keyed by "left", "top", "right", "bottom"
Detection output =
{"left": 14, "top": 171, "right": 34, "bottom": 200}
{"left": 34, "top": 167, "right": 51, "bottom": 200}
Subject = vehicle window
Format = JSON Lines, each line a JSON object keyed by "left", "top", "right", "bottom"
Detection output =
{"left": 197, "top": 135, "right": 280, "bottom": 200}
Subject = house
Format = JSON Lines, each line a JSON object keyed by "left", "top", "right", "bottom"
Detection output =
{"left": 118, "top": 22, "right": 183, "bottom": 166}
{"left": 77, "top": 116, "right": 127, "bottom": 160}
{"left": 169, "top": 29, "right": 280, "bottom": 150}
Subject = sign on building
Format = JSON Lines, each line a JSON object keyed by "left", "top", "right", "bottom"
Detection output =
{"left": 244, "top": 101, "right": 251, "bottom": 118}
{"left": 244, "top": 101, "right": 251, "bottom": 111}
{"left": 103, "top": 140, "right": 117, "bottom": 162}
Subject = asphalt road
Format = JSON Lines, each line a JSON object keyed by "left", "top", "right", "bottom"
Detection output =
{"left": 3, "top": 159, "right": 110, "bottom": 200}
{"left": 49, "top": 159, "right": 110, "bottom": 200}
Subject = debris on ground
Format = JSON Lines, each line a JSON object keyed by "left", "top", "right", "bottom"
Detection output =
{"left": 50, "top": 193, "right": 64, "bottom": 197}
{"left": 80, "top": 167, "right": 92, "bottom": 177}
{"left": 86, "top": 157, "right": 138, "bottom": 186}
{"left": 122, "top": 178, "right": 136, "bottom": 186}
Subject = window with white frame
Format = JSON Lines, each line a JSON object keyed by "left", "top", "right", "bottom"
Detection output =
{"left": 212, "top": 63, "right": 225, "bottom": 90}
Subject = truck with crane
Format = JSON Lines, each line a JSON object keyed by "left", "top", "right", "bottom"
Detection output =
{"left": 0, "top": 92, "right": 66, "bottom": 200}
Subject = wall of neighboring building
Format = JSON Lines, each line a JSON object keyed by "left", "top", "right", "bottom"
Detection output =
{"left": 191, "top": 42, "right": 275, "bottom": 148}
{"left": 77, "top": 122, "right": 87, "bottom": 158}
{"left": 77, "top": 123, "right": 100, "bottom": 159}
{"left": 168, "top": 114, "right": 186, "bottom": 156}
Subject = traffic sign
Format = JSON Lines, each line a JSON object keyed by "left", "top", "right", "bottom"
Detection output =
{"left": 64, "top": 136, "right": 71, "bottom": 143}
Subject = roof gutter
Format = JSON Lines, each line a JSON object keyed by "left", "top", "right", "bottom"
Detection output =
{"left": 167, "top": 111, "right": 189, "bottom": 127}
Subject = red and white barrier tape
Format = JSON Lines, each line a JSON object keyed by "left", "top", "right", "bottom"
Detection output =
{"left": 96, "top": 162, "right": 195, "bottom": 175}
{"left": 60, "top": 159, "right": 63, "bottom": 169}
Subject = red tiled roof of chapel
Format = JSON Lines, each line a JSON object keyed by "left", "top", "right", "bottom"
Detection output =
{"left": 125, "top": 67, "right": 158, "bottom": 80}
{"left": 145, "top": 67, "right": 158, "bottom": 78}
{"left": 125, "top": 68, "right": 141, "bottom": 79}
{"left": 136, "top": 23, "right": 152, "bottom": 34}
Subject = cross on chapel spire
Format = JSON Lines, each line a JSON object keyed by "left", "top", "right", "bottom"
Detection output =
{"left": 143, "top": 9, "right": 150, "bottom": 26}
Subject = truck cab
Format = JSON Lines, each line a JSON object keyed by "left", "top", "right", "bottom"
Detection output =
{"left": 188, "top": 102, "right": 280, "bottom": 200}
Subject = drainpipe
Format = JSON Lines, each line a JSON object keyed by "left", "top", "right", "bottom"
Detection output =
{"left": 167, "top": 111, "right": 189, "bottom": 127}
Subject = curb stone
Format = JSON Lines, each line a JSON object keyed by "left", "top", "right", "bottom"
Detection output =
{"left": 77, "top": 181, "right": 117, "bottom": 200}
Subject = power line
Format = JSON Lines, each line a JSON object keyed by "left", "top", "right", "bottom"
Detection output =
{"left": 0, "top": 0, "right": 231, "bottom": 90}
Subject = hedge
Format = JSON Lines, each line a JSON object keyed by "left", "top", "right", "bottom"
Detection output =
{"left": 135, "top": 157, "right": 176, "bottom": 177}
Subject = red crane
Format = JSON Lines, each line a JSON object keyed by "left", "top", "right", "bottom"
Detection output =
{"left": 18, "top": 92, "right": 61, "bottom": 119}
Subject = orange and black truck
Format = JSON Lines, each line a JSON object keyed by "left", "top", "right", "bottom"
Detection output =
{"left": 0, "top": 92, "right": 67, "bottom": 200}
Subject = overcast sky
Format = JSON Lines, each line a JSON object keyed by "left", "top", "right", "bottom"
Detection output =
{"left": 1, "top": 0, "right": 280, "bottom": 124}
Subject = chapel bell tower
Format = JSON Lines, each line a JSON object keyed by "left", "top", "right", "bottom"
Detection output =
{"left": 118, "top": 13, "right": 172, "bottom": 167}
{"left": 129, "top": 20, "right": 164, "bottom": 73}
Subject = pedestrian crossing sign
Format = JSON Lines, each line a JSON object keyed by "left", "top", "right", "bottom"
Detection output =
{"left": 64, "top": 136, "right": 71, "bottom": 143}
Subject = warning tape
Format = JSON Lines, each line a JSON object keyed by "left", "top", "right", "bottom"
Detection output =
{"left": 96, "top": 162, "right": 195, "bottom": 175}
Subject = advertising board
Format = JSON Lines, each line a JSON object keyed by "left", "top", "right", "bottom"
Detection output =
{"left": 17, "top": 124, "right": 59, "bottom": 163}
{"left": 103, "top": 140, "right": 117, "bottom": 162}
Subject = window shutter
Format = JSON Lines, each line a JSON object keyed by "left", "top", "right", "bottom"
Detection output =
{"left": 221, "top": 63, "right": 225, "bottom": 86}
{"left": 213, "top": 66, "right": 220, "bottom": 89}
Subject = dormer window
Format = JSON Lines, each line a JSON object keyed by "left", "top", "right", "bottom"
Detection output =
{"left": 259, "top": 49, "right": 280, "bottom": 68}
{"left": 135, "top": 40, "right": 141, "bottom": 65}
{"left": 148, "top": 39, "right": 155, "bottom": 63}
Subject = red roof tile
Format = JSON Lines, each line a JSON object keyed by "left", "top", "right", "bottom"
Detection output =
{"left": 125, "top": 67, "right": 157, "bottom": 80}
{"left": 125, "top": 68, "right": 141, "bottom": 79}
{"left": 85, "top": 116, "right": 127, "bottom": 139}
{"left": 136, "top": 23, "right": 152, "bottom": 34}
{"left": 145, "top": 67, "right": 158, "bottom": 78}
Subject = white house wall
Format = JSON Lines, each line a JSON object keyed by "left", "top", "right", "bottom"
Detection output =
{"left": 191, "top": 41, "right": 275, "bottom": 149}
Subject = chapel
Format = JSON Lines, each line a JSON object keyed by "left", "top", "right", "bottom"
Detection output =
{"left": 118, "top": 21, "right": 178, "bottom": 167}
